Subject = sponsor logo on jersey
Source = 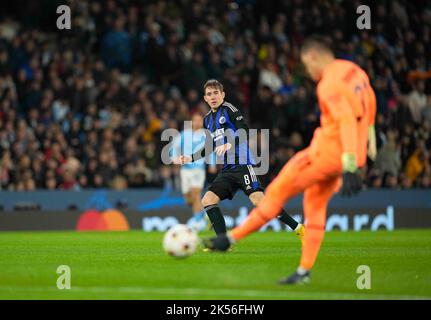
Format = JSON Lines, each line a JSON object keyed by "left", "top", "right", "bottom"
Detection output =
{"left": 210, "top": 128, "right": 225, "bottom": 138}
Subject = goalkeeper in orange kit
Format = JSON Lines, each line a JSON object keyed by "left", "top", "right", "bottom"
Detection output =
{"left": 203, "top": 36, "right": 377, "bottom": 285}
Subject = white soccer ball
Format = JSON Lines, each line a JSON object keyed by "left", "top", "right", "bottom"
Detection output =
{"left": 163, "top": 224, "right": 199, "bottom": 258}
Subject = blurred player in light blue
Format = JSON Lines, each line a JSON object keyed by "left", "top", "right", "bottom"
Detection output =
{"left": 172, "top": 113, "right": 217, "bottom": 231}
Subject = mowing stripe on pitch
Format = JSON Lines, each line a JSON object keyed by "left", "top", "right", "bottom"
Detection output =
{"left": 1, "top": 285, "right": 430, "bottom": 300}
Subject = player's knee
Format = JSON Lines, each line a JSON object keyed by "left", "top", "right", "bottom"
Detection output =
{"left": 201, "top": 197, "right": 211, "bottom": 207}
{"left": 249, "top": 191, "right": 264, "bottom": 206}
{"left": 249, "top": 197, "right": 259, "bottom": 206}
{"left": 201, "top": 192, "right": 219, "bottom": 207}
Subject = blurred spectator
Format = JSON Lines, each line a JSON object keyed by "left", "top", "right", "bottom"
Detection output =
{"left": 405, "top": 140, "right": 429, "bottom": 184}
{"left": 0, "top": 0, "right": 430, "bottom": 191}
{"left": 259, "top": 61, "right": 283, "bottom": 92}
{"left": 101, "top": 15, "right": 131, "bottom": 72}
{"left": 407, "top": 81, "right": 427, "bottom": 124}
{"left": 423, "top": 97, "right": 431, "bottom": 124}
{"left": 419, "top": 173, "right": 431, "bottom": 188}
{"left": 374, "top": 139, "right": 402, "bottom": 178}
{"left": 110, "top": 175, "right": 128, "bottom": 190}
{"left": 383, "top": 173, "right": 399, "bottom": 189}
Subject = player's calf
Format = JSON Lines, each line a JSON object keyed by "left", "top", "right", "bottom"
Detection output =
{"left": 202, "top": 191, "right": 226, "bottom": 235}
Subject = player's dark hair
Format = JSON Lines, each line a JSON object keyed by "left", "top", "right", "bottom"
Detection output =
{"left": 203, "top": 79, "right": 224, "bottom": 94}
{"left": 300, "top": 35, "right": 334, "bottom": 55}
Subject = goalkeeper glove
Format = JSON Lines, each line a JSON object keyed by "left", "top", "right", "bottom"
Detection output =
{"left": 341, "top": 152, "right": 362, "bottom": 197}
{"left": 202, "top": 233, "right": 235, "bottom": 251}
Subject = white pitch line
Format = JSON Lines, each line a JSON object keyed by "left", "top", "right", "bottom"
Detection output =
{"left": 1, "top": 285, "right": 430, "bottom": 300}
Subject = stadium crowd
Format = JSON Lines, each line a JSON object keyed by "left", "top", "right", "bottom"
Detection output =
{"left": 0, "top": 0, "right": 430, "bottom": 191}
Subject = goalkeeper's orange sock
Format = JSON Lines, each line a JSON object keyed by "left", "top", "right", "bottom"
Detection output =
{"left": 299, "top": 225, "right": 325, "bottom": 270}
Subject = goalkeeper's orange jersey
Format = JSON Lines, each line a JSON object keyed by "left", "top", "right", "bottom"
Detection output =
{"left": 310, "top": 59, "right": 376, "bottom": 167}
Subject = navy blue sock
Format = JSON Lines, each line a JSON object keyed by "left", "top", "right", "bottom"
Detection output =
{"left": 277, "top": 209, "right": 299, "bottom": 230}
{"left": 204, "top": 204, "right": 226, "bottom": 235}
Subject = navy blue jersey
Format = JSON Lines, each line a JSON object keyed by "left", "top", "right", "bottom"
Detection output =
{"left": 193, "top": 101, "right": 256, "bottom": 171}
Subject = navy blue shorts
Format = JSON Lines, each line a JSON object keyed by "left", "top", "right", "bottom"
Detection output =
{"left": 208, "top": 165, "right": 264, "bottom": 200}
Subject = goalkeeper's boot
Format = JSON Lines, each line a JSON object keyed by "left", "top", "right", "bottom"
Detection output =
{"left": 295, "top": 224, "right": 305, "bottom": 245}
{"left": 278, "top": 270, "right": 311, "bottom": 285}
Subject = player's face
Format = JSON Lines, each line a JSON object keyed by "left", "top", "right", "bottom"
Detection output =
{"left": 204, "top": 87, "right": 225, "bottom": 109}
{"left": 301, "top": 51, "right": 323, "bottom": 82}
{"left": 192, "top": 114, "right": 203, "bottom": 130}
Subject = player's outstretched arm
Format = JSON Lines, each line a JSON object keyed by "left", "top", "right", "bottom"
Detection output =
{"left": 214, "top": 143, "right": 232, "bottom": 156}
{"left": 173, "top": 155, "right": 193, "bottom": 165}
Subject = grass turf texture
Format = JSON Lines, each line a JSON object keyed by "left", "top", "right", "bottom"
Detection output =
{"left": 0, "top": 229, "right": 430, "bottom": 300}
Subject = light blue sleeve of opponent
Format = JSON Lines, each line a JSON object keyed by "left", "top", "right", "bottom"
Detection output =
{"left": 170, "top": 132, "right": 182, "bottom": 159}
{"left": 182, "top": 130, "right": 207, "bottom": 170}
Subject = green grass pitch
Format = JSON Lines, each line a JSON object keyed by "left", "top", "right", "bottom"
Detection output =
{"left": 0, "top": 229, "right": 430, "bottom": 300}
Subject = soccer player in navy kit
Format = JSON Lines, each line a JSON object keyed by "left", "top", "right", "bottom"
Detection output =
{"left": 177, "top": 79, "right": 304, "bottom": 240}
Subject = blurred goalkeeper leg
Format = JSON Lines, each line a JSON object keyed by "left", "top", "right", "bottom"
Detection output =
{"left": 230, "top": 150, "right": 316, "bottom": 241}
{"left": 278, "top": 177, "right": 340, "bottom": 285}
{"left": 249, "top": 191, "right": 304, "bottom": 243}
